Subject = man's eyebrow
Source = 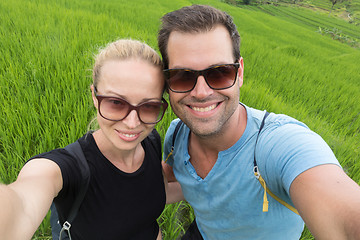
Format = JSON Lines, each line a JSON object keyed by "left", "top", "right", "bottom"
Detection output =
{"left": 168, "top": 62, "right": 232, "bottom": 70}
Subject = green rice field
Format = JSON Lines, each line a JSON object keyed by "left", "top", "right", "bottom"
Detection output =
{"left": 0, "top": 0, "right": 359, "bottom": 239}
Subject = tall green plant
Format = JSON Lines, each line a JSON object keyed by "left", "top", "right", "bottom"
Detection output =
{"left": 1, "top": 0, "right": 359, "bottom": 239}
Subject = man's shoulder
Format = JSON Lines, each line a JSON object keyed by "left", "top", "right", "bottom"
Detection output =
{"left": 244, "top": 104, "right": 309, "bottom": 131}
{"left": 168, "top": 118, "right": 183, "bottom": 131}
{"left": 165, "top": 118, "right": 186, "bottom": 141}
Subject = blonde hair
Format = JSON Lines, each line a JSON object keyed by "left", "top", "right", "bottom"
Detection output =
{"left": 92, "top": 39, "right": 163, "bottom": 88}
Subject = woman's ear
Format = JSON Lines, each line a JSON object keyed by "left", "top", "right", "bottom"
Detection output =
{"left": 90, "top": 84, "right": 98, "bottom": 109}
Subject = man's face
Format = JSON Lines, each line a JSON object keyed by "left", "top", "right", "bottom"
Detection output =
{"left": 166, "top": 25, "right": 244, "bottom": 137}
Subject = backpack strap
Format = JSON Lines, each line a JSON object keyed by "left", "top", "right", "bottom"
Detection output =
{"left": 253, "top": 111, "right": 270, "bottom": 169}
{"left": 253, "top": 111, "right": 299, "bottom": 215}
{"left": 164, "top": 120, "right": 183, "bottom": 163}
{"left": 58, "top": 140, "right": 91, "bottom": 240}
{"left": 148, "top": 129, "right": 162, "bottom": 161}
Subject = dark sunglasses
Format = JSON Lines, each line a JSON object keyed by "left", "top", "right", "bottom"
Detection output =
{"left": 94, "top": 89, "right": 168, "bottom": 124}
{"left": 163, "top": 63, "right": 240, "bottom": 93}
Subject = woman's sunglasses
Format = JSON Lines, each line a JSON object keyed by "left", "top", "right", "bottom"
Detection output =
{"left": 94, "top": 89, "right": 168, "bottom": 124}
{"left": 163, "top": 63, "right": 240, "bottom": 93}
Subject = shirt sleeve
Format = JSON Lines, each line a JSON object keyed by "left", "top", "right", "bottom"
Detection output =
{"left": 257, "top": 121, "right": 340, "bottom": 201}
{"left": 28, "top": 148, "right": 83, "bottom": 199}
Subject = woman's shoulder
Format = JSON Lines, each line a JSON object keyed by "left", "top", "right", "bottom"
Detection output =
{"left": 29, "top": 148, "right": 75, "bottom": 165}
{"left": 29, "top": 132, "right": 92, "bottom": 163}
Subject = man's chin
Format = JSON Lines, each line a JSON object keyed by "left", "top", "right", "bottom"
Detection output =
{"left": 187, "top": 122, "right": 222, "bottom": 138}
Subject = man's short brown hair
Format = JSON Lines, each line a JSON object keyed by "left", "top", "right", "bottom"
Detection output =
{"left": 158, "top": 4, "right": 241, "bottom": 69}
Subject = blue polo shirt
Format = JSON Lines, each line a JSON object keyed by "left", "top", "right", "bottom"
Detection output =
{"left": 164, "top": 104, "right": 340, "bottom": 240}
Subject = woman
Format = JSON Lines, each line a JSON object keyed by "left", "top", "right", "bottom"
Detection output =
{"left": 0, "top": 39, "right": 183, "bottom": 239}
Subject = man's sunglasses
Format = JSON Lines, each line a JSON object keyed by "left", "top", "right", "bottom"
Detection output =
{"left": 94, "top": 88, "right": 168, "bottom": 124}
{"left": 163, "top": 63, "right": 240, "bottom": 93}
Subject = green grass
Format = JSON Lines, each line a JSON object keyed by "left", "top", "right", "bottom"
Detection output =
{"left": 1, "top": 0, "right": 359, "bottom": 239}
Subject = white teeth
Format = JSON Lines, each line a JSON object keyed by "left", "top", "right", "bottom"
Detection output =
{"left": 122, "top": 133, "right": 136, "bottom": 138}
{"left": 192, "top": 104, "right": 216, "bottom": 112}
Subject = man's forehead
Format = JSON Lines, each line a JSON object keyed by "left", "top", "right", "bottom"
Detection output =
{"left": 166, "top": 26, "right": 234, "bottom": 69}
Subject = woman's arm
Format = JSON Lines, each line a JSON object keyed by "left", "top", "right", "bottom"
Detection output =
{"left": 162, "top": 162, "right": 184, "bottom": 204}
{"left": 164, "top": 179, "right": 184, "bottom": 204}
{"left": 162, "top": 161, "right": 176, "bottom": 182}
{"left": 0, "top": 158, "right": 62, "bottom": 240}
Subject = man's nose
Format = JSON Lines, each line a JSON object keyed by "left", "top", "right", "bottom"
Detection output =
{"left": 189, "top": 75, "right": 214, "bottom": 99}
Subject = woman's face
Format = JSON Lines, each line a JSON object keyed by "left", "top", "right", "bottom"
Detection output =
{"left": 92, "top": 58, "right": 164, "bottom": 151}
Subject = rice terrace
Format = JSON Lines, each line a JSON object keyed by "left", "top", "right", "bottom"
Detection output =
{"left": 0, "top": 0, "right": 359, "bottom": 239}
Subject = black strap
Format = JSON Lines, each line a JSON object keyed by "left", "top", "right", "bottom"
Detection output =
{"left": 172, "top": 120, "right": 184, "bottom": 147}
{"left": 253, "top": 111, "right": 270, "bottom": 171}
{"left": 59, "top": 140, "right": 90, "bottom": 239}
{"left": 148, "top": 129, "right": 162, "bottom": 160}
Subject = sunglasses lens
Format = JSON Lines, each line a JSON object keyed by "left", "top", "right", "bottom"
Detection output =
{"left": 99, "top": 97, "right": 129, "bottom": 120}
{"left": 139, "top": 102, "right": 166, "bottom": 124}
{"left": 98, "top": 96, "right": 167, "bottom": 124}
{"left": 166, "top": 69, "right": 197, "bottom": 92}
{"left": 205, "top": 65, "right": 237, "bottom": 89}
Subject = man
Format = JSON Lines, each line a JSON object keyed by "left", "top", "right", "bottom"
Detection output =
{"left": 158, "top": 4, "right": 360, "bottom": 240}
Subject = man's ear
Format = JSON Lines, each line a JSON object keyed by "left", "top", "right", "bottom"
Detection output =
{"left": 237, "top": 57, "right": 244, "bottom": 88}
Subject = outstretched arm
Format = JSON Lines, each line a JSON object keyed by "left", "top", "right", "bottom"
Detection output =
{"left": 290, "top": 164, "right": 360, "bottom": 240}
{"left": 0, "top": 159, "right": 62, "bottom": 240}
